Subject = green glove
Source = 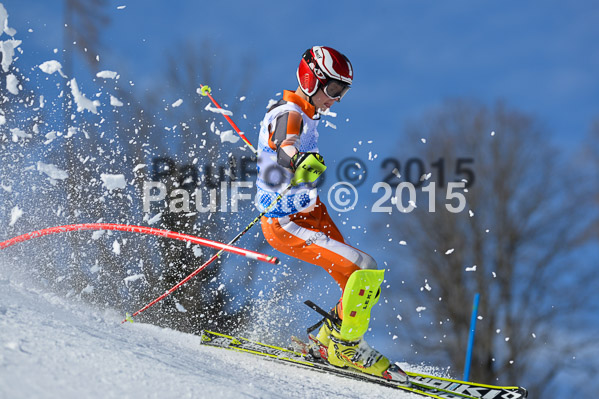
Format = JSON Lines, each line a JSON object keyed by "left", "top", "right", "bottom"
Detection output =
{"left": 290, "top": 152, "right": 326, "bottom": 185}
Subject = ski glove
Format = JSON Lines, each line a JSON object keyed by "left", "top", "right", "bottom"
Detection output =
{"left": 290, "top": 152, "right": 326, "bottom": 185}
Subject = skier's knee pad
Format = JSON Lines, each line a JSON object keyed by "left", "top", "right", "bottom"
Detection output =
{"left": 339, "top": 269, "right": 385, "bottom": 340}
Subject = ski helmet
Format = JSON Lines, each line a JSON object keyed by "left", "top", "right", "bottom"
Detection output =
{"left": 296, "top": 46, "right": 353, "bottom": 101}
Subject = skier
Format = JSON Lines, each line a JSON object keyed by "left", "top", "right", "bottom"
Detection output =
{"left": 255, "top": 46, "right": 406, "bottom": 382}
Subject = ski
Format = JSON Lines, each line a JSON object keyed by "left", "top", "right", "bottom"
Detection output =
{"left": 199, "top": 330, "right": 527, "bottom": 399}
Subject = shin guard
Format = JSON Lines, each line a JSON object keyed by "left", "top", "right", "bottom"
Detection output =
{"left": 339, "top": 269, "right": 384, "bottom": 341}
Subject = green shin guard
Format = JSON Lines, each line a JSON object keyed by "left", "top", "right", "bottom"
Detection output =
{"left": 339, "top": 269, "right": 385, "bottom": 341}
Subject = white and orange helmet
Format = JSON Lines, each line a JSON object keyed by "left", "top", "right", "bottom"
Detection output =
{"left": 297, "top": 46, "right": 353, "bottom": 102}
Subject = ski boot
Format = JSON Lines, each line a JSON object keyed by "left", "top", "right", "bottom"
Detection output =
{"left": 307, "top": 302, "right": 341, "bottom": 361}
{"left": 309, "top": 270, "right": 408, "bottom": 384}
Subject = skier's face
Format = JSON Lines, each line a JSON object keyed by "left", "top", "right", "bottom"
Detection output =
{"left": 312, "top": 88, "right": 337, "bottom": 112}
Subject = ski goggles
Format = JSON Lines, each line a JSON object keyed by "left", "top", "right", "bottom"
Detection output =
{"left": 322, "top": 80, "right": 350, "bottom": 102}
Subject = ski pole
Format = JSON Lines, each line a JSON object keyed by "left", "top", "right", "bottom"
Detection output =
{"left": 122, "top": 183, "right": 294, "bottom": 323}
{"left": 198, "top": 84, "right": 258, "bottom": 155}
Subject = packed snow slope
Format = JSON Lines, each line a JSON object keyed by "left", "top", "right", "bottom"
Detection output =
{"left": 0, "top": 263, "right": 424, "bottom": 399}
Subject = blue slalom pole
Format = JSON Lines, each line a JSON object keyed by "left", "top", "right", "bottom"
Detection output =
{"left": 464, "top": 293, "right": 480, "bottom": 381}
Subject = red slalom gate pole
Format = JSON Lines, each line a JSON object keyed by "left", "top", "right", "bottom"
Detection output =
{"left": 122, "top": 184, "right": 293, "bottom": 323}
{"left": 198, "top": 84, "right": 258, "bottom": 155}
{"left": 123, "top": 250, "right": 221, "bottom": 323}
{"left": 0, "top": 223, "right": 279, "bottom": 264}
{"left": 123, "top": 89, "right": 282, "bottom": 323}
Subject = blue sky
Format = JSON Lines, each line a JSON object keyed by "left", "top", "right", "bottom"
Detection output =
{"left": 7, "top": 0, "right": 598, "bottom": 155}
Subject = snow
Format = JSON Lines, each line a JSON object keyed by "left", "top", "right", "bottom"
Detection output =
{"left": 109, "top": 95, "right": 123, "bottom": 107}
{"left": 0, "top": 4, "right": 8, "bottom": 33}
{"left": 6, "top": 73, "right": 18, "bottom": 94}
{"left": 44, "top": 131, "right": 58, "bottom": 145}
{"left": 36, "top": 161, "right": 68, "bottom": 181}
{"left": 146, "top": 212, "right": 162, "bottom": 225}
{"left": 171, "top": 99, "right": 183, "bottom": 107}
{"left": 174, "top": 302, "right": 187, "bottom": 313}
{"left": 192, "top": 245, "right": 203, "bottom": 257}
{"left": 10, "top": 127, "right": 31, "bottom": 142}
{"left": 9, "top": 205, "right": 22, "bottom": 226}
{"left": 123, "top": 273, "right": 145, "bottom": 287}
{"left": 325, "top": 120, "right": 337, "bottom": 129}
{"left": 203, "top": 102, "right": 233, "bottom": 116}
{"left": 1, "top": 39, "right": 21, "bottom": 71}
{"left": 0, "top": 263, "right": 423, "bottom": 399}
{"left": 265, "top": 99, "right": 278, "bottom": 109}
{"left": 96, "top": 70, "right": 118, "bottom": 79}
{"left": 70, "top": 78, "right": 100, "bottom": 114}
{"left": 91, "top": 230, "right": 105, "bottom": 240}
{"left": 319, "top": 109, "right": 337, "bottom": 117}
{"left": 99, "top": 171, "right": 125, "bottom": 191}
{"left": 0, "top": 3, "right": 16, "bottom": 36}
{"left": 219, "top": 130, "right": 240, "bottom": 144}
{"left": 112, "top": 240, "right": 121, "bottom": 255}
{"left": 38, "top": 60, "right": 67, "bottom": 78}
{"left": 101, "top": 173, "right": 126, "bottom": 191}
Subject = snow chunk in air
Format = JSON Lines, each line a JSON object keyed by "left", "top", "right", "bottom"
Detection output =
{"left": 96, "top": 70, "right": 118, "bottom": 79}
{"left": 9, "top": 206, "right": 23, "bottom": 226}
{"left": 0, "top": 4, "right": 17, "bottom": 36}
{"left": 110, "top": 95, "right": 123, "bottom": 107}
{"left": 6, "top": 73, "right": 18, "bottom": 95}
{"left": 175, "top": 302, "right": 187, "bottom": 313}
{"left": 124, "top": 274, "right": 145, "bottom": 288}
{"left": 112, "top": 240, "right": 121, "bottom": 255}
{"left": 10, "top": 127, "right": 31, "bottom": 142}
{"left": 219, "top": 130, "right": 240, "bottom": 144}
{"left": 203, "top": 103, "right": 232, "bottom": 116}
{"left": 146, "top": 212, "right": 162, "bottom": 225}
{"left": 70, "top": 78, "right": 100, "bottom": 114}
{"left": 37, "top": 162, "right": 68, "bottom": 181}
{"left": 1, "top": 39, "right": 22, "bottom": 71}
{"left": 101, "top": 173, "right": 126, "bottom": 191}
{"left": 39, "top": 60, "right": 67, "bottom": 78}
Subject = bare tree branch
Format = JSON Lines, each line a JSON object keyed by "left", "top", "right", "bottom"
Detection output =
{"left": 382, "top": 99, "right": 598, "bottom": 397}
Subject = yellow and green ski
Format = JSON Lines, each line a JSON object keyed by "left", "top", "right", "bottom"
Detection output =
{"left": 199, "top": 330, "right": 527, "bottom": 399}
